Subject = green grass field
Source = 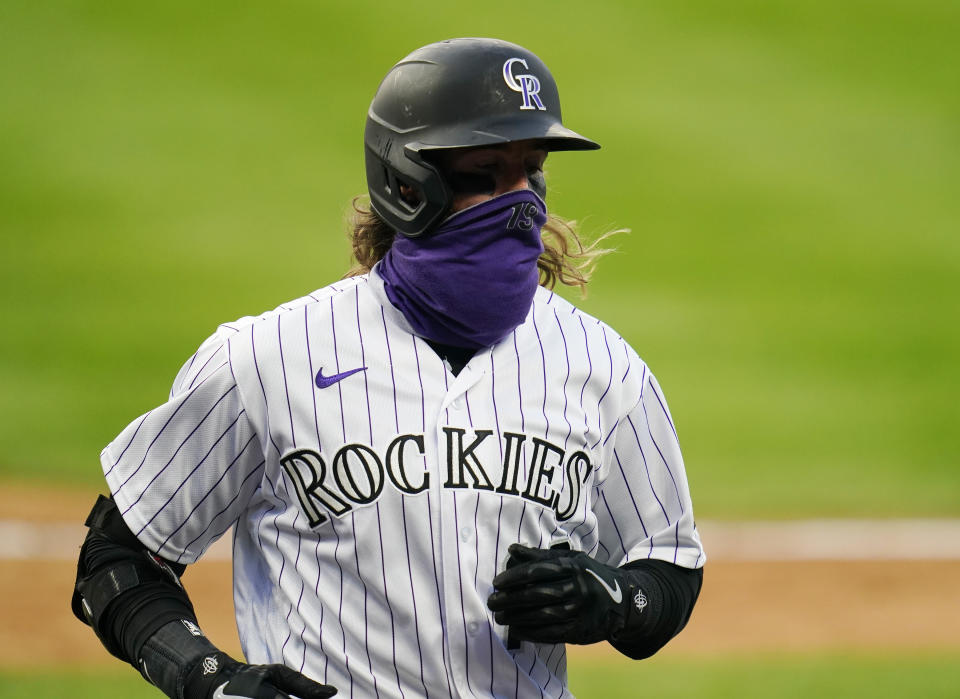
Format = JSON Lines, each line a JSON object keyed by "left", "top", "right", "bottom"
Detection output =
{"left": 2, "top": 653, "right": 959, "bottom": 699}
{"left": 2, "top": 0, "right": 957, "bottom": 518}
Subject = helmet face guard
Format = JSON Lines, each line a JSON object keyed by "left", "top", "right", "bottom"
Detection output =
{"left": 364, "top": 38, "right": 600, "bottom": 237}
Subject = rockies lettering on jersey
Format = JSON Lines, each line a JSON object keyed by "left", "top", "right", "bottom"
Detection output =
{"left": 280, "top": 431, "right": 593, "bottom": 526}
{"left": 101, "top": 271, "right": 704, "bottom": 699}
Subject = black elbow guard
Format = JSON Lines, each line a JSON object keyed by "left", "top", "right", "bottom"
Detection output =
{"left": 72, "top": 494, "right": 196, "bottom": 664}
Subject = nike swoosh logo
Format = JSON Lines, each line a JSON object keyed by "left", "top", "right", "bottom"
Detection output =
{"left": 315, "top": 366, "right": 367, "bottom": 389}
{"left": 212, "top": 682, "right": 247, "bottom": 699}
{"left": 585, "top": 568, "right": 622, "bottom": 603}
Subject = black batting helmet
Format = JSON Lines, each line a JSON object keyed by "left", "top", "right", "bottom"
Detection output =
{"left": 364, "top": 38, "right": 600, "bottom": 237}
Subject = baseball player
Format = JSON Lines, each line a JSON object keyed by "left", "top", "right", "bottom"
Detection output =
{"left": 72, "top": 38, "right": 705, "bottom": 699}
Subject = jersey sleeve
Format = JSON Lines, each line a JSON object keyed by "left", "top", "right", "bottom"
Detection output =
{"left": 101, "top": 333, "right": 265, "bottom": 564}
{"left": 594, "top": 365, "right": 705, "bottom": 570}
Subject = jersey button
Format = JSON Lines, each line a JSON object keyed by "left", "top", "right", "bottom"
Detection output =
{"left": 467, "top": 621, "right": 480, "bottom": 635}
{"left": 460, "top": 526, "right": 473, "bottom": 542}
{"left": 452, "top": 396, "right": 464, "bottom": 410}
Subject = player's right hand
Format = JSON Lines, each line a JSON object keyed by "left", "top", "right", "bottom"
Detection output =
{"left": 487, "top": 543, "right": 633, "bottom": 645}
{"left": 183, "top": 653, "right": 337, "bottom": 699}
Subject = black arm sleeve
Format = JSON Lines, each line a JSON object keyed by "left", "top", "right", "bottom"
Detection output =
{"left": 610, "top": 559, "right": 703, "bottom": 660}
{"left": 71, "top": 495, "right": 204, "bottom": 679}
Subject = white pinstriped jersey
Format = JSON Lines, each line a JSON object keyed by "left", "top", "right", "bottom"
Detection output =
{"left": 103, "top": 269, "right": 704, "bottom": 699}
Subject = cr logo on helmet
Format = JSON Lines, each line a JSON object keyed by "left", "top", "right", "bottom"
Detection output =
{"left": 503, "top": 58, "right": 546, "bottom": 111}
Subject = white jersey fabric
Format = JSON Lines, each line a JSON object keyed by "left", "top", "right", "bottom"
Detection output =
{"left": 103, "top": 269, "right": 705, "bottom": 699}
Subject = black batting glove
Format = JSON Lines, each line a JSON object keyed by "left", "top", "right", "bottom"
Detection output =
{"left": 181, "top": 652, "right": 337, "bottom": 699}
{"left": 487, "top": 543, "right": 638, "bottom": 645}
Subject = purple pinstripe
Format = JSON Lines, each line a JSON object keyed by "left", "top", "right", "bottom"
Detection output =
{"left": 511, "top": 320, "right": 533, "bottom": 697}
{"left": 186, "top": 346, "right": 223, "bottom": 391}
{"left": 104, "top": 411, "right": 152, "bottom": 477}
{"left": 181, "top": 347, "right": 201, "bottom": 379}
{"left": 356, "top": 287, "right": 374, "bottom": 444}
{"left": 543, "top": 643, "right": 562, "bottom": 689}
{"left": 488, "top": 353, "right": 504, "bottom": 460}
{"left": 590, "top": 329, "right": 615, "bottom": 450}
{"left": 357, "top": 290, "right": 404, "bottom": 698}
{"left": 254, "top": 469, "right": 278, "bottom": 552}
{"left": 486, "top": 350, "right": 509, "bottom": 697}
{"left": 532, "top": 311, "right": 551, "bottom": 436}
{"left": 380, "top": 309, "right": 427, "bottom": 696}
{"left": 331, "top": 290, "right": 379, "bottom": 699}
{"left": 303, "top": 304, "right": 330, "bottom": 679}
{"left": 331, "top": 519, "right": 353, "bottom": 696}
{"left": 425, "top": 493, "right": 454, "bottom": 698}
{"left": 452, "top": 494, "right": 474, "bottom": 696}
{"left": 329, "top": 298, "right": 347, "bottom": 443}
{"left": 351, "top": 510, "right": 381, "bottom": 698}
{"left": 612, "top": 449, "right": 650, "bottom": 540}
{"left": 527, "top": 512, "right": 546, "bottom": 699}
{"left": 576, "top": 317, "right": 594, "bottom": 440}
{"left": 552, "top": 311, "right": 573, "bottom": 448}
{"left": 277, "top": 307, "right": 313, "bottom": 664}
{"left": 648, "top": 378, "right": 679, "bottom": 441}
{"left": 381, "top": 310, "right": 400, "bottom": 434}
{"left": 309, "top": 540, "right": 327, "bottom": 678}
{"left": 441, "top": 356, "right": 450, "bottom": 423}
{"left": 599, "top": 491, "right": 629, "bottom": 560}
{"left": 620, "top": 340, "right": 631, "bottom": 383}
{"left": 410, "top": 336, "right": 427, "bottom": 431}
{"left": 280, "top": 512, "right": 304, "bottom": 662}
{"left": 490, "top": 494, "right": 505, "bottom": 697}
{"left": 410, "top": 335, "right": 454, "bottom": 696}
{"left": 272, "top": 491, "right": 288, "bottom": 568}
{"left": 278, "top": 315, "right": 297, "bottom": 446}
{"left": 399, "top": 497, "right": 429, "bottom": 697}
{"left": 471, "top": 491, "right": 483, "bottom": 678}
{"left": 287, "top": 434, "right": 309, "bottom": 675}
{"left": 463, "top": 393, "right": 485, "bottom": 595}
{"left": 322, "top": 299, "right": 355, "bottom": 695}
{"left": 250, "top": 329, "right": 283, "bottom": 458}
{"left": 513, "top": 331, "right": 527, "bottom": 480}
{"left": 511, "top": 325, "right": 532, "bottom": 691}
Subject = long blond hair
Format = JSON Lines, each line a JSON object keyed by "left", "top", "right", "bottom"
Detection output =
{"left": 344, "top": 199, "right": 620, "bottom": 294}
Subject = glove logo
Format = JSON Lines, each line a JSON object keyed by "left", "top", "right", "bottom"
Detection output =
{"left": 202, "top": 655, "right": 219, "bottom": 675}
{"left": 181, "top": 619, "right": 204, "bottom": 637}
{"left": 584, "top": 568, "right": 622, "bottom": 603}
{"left": 212, "top": 683, "right": 246, "bottom": 699}
{"left": 634, "top": 589, "right": 648, "bottom": 613}
{"left": 503, "top": 58, "right": 546, "bottom": 111}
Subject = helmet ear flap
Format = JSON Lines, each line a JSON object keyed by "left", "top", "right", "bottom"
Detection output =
{"left": 364, "top": 134, "right": 452, "bottom": 237}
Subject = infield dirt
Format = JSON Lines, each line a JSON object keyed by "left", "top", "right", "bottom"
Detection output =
{"left": 2, "top": 484, "right": 958, "bottom": 668}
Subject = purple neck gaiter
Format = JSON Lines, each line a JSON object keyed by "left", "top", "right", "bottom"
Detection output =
{"left": 378, "top": 189, "right": 547, "bottom": 349}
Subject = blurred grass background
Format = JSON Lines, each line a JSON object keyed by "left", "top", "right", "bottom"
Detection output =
{"left": 2, "top": 652, "right": 960, "bottom": 698}
{"left": 1, "top": 0, "right": 957, "bottom": 517}
{"left": 0, "top": 1, "right": 958, "bottom": 696}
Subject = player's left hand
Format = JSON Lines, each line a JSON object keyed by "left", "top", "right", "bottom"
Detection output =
{"left": 213, "top": 663, "right": 337, "bottom": 699}
{"left": 182, "top": 652, "right": 337, "bottom": 699}
{"left": 487, "top": 543, "right": 632, "bottom": 645}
